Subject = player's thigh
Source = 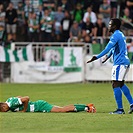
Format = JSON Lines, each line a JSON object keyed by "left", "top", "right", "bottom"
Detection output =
{"left": 111, "top": 65, "right": 129, "bottom": 81}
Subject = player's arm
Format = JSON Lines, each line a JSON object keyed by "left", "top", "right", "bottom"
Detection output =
{"left": 17, "top": 96, "right": 22, "bottom": 98}
{"left": 87, "top": 35, "right": 117, "bottom": 63}
{"left": 87, "top": 42, "right": 113, "bottom": 63}
{"left": 96, "top": 41, "right": 114, "bottom": 59}
{"left": 19, "top": 96, "right": 29, "bottom": 112}
{"left": 102, "top": 49, "right": 113, "bottom": 63}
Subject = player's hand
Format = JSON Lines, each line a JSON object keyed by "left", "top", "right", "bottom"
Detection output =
{"left": 86, "top": 56, "right": 97, "bottom": 63}
{"left": 102, "top": 59, "right": 107, "bottom": 63}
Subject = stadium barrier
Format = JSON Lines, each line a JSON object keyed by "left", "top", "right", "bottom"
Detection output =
{"left": 0, "top": 36, "right": 133, "bottom": 83}
{"left": 2, "top": 42, "right": 88, "bottom": 83}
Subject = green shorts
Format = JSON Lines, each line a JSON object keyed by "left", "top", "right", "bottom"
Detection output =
{"left": 34, "top": 100, "right": 53, "bottom": 112}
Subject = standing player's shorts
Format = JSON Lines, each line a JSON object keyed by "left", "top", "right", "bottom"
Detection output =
{"left": 111, "top": 65, "right": 130, "bottom": 81}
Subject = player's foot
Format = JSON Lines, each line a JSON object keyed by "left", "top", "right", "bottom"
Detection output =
{"left": 87, "top": 103, "right": 96, "bottom": 113}
{"left": 110, "top": 109, "right": 125, "bottom": 114}
{"left": 128, "top": 104, "right": 133, "bottom": 114}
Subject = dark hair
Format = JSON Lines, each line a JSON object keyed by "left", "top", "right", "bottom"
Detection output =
{"left": 111, "top": 18, "right": 121, "bottom": 30}
{"left": 0, "top": 103, "right": 4, "bottom": 112}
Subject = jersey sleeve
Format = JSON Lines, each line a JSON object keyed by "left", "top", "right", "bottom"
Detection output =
{"left": 96, "top": 33, "right": 118, "bottom": 59}
{"left": 107, "top": 49, "right": 113, "bottom": 58}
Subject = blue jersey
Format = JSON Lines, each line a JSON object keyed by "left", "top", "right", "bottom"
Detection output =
{"left": 96, "top": 30, "right": 130, "bottom": 65}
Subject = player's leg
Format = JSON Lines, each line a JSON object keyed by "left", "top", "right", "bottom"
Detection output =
{"left": 111, "top": 80, "right": 125, "bottom": 114}
{"left": 121, "top": 83, "right": 133, "bottom": 114}
{"left": 110, "top": 65, "right": 125, "bottom": 114}
{"left": 51, "top": 104, "right": 96, "bottom": 113}
{"left": 119, "top": 66, "right": 133, "bottom": 113}
{"left": 41, "top": 100, "right": 96, "bottom": 113}
{"left": 121, "top": 83, "right": 133, "bottom": 104}
{"left": 50, "top": 105, "right": 75, "bottom": 113}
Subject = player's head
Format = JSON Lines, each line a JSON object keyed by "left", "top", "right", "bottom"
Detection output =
{"left": 0, "top": 103, "right": 9, "bottom": 112}
{"left": 108, "top": 18, "right": 121, "bottom": 32}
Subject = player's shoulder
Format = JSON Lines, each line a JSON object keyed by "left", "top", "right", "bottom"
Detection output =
{"left": 113, "top": 30, "right": 124, "bottom": 38}
{"left": 114, "top": 30, "right": 124, "bottom": 35}
{"left": 114, "top": 30, "right": 120, "bottom": 34}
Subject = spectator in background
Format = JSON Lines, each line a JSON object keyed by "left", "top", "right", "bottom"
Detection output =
{"left": 57, "top": 0, "right": 71, "bottom": 12}
{"left": 10, "top": 0, "right": 22, "bottom": 9}
{"left": 24, "top": 0, "right": 33, "bottom": 41}
{"left": 121, "top": 7, "right": 133, "bottom": 36}
{"left": 69, "top": 21, "right": 82, "bottom": 42}
{"left": 40, "top": 9, "right": 46, "bottom": 42}
{"left": 6, "top": 2, "right": 18, "bottom": 41}
{"left": 126, "top": 0, "right": 133, "bottom": 20}
{"left": 36, "top": 5, "right": 44, "bottom": 41}
{"left": 43, "top": 0, "right": 55, "bottom": 11}
{"left": 73, "top": 3, "right": 84, "bottom": 28}
{"left": 110, "top": 0, "right": 118, "bottom": 18}
{"left": 47, "top": 6, "right": 55, "bottom": 21}
{"left": 36, "top": 5, "right": 44, "bottom": 25}
{"left": 83, "top": 0, "right": 102, "bottom": 15}
{"left": 54, "top": 6, "right": 64, "bottom": 41}
{"left": 24, "top": 0, "right": 33, "bottom": 21}
{"left": 31, "top": 0, "right": 43, "bottom": 13}
{"left": 17, "top": 2, "right": 24, "bottom": 26}
{"left": 43, "top": 8, "right": 53, "bottom": 42}
{"left": 99, "top": 0, "right": 111, "bottom": 27}
{"left": 0, "top": 3, "right": 5, "bottom": 45}
{"left": 73, "top": 0, "right": 84, "bottom": 8}
{"left": 82, "top": 17, "right": 95, "bottom": 43}
{"left": 60, "top": 10, "right": 73, "bottom": 42}
{"left": 17, "top": 2, "right": 25, "bottom": 40}
{"left": 28, "top": 12, "right": 39, "bottom": 42}
{"left": 82, "top": 0, "right": 93, "bottom": 10}
{"left": 94, "top": 14, "right": 106, "bottom": 38}
{"left": 83, "top": 6, "right": 97, "bottom": 25}
{"left": 0, "top": 0, "right": 10, "bottom": 9}
{"left": 40, "top": 9, "right": 53, "bottom": 42}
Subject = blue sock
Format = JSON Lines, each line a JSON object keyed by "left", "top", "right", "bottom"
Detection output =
{"left": 121, "top": 84, "right": 133, "bottom": 105}
{"left": 113, "top": 87, "right": 123, "bottom": 109}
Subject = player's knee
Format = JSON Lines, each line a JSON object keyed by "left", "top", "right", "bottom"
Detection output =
{"left": 112, "top": 81, "right": 124, "bottom": 88}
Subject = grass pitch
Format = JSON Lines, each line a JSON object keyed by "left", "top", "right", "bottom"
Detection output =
{"left": 0, "top": 83, "right": 133, "bottom": 133}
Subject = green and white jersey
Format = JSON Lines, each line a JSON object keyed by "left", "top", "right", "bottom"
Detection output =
{"left": 41, "top": 16, "right": 53, "bottom": 33}
{"left": 28, "top": 18, "right": 39, "bottom": 32}
{"left": 6, "top": 97, "right": 53, "bottom": 112}
{"left": 6, "top": 97, "right": 23, "bottom": 112}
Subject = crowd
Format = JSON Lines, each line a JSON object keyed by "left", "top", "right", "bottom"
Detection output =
{"left": 0, "top": 0, "right": 132, "bottom": 45}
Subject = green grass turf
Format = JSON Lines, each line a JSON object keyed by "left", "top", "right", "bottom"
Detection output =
{"left": 0, "top": 83, "right": 133, "bottom": 133}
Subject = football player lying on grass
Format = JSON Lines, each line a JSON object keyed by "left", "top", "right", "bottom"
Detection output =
{"left": 0, "top": 96, "right": 96, "bottom": 113}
